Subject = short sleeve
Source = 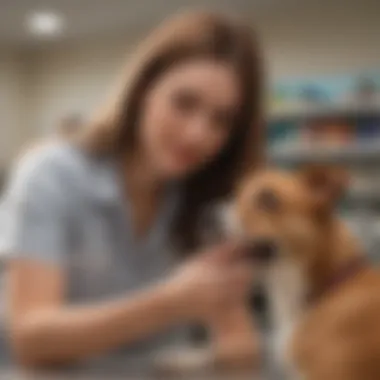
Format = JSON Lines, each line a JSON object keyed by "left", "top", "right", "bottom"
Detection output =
{"left": 0, "top": 147, "right": 73, "bottom": 264}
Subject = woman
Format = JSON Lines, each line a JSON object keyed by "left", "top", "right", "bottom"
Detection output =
{"left": 2, "top": 11, "right": 264, "bottom": 370}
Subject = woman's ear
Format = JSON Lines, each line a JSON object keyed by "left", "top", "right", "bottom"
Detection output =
{"left": 299, "top": 165, "right": 349, "bottom": 211}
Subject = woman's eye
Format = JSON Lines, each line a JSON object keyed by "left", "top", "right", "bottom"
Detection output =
{"left": 256, "top": 189, "right": 280, "bottom": 212}
{"left": 172, "top": 91, "right": 199, "bottom": 113}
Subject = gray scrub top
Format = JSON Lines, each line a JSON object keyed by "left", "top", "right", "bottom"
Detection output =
{"left": 0, "top": 141, "right": 190, "bottom": 369}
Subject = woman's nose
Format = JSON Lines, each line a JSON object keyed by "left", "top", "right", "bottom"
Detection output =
{"left": 184, "top": 114, "right": 211, "bottom": 142}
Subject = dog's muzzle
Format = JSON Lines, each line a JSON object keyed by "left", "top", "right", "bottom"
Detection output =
{"left": 245, "top": 239, "right": 278, "bottom": 263}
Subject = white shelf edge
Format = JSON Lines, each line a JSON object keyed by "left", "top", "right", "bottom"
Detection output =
{"left": 269, "top": 144, "right": 380, "bottom": 163}
{"left": 268, "top": 105, "right": 380, "bottom": 123}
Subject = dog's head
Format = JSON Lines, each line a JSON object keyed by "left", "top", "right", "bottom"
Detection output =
{"left": 229, "top": 165, "right": 349, "bottom": 268}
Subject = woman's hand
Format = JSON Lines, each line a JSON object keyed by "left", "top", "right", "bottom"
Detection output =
{"left": 165, "top": 243, "right": 254, "bottom": 323}
{"left": 154, "top": 245, "right": 258, "bottom": 374}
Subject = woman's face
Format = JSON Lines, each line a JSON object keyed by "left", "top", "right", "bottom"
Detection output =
{"left": 138, "top": 59, "right": 241, "bottom": 180}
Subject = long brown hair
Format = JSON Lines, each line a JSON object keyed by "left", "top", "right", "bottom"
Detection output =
{"left": 81, "top": 10, "right": 265, "bottom": 253}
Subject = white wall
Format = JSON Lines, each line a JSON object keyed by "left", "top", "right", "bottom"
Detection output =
{"left": 26, "top": 1, "right": 380, "bottom": 135}
{"left": 0, "top": 54, "right": 25, "bottom": 165}
{"left": 25, "top": 37, "right": 139, "bottom": 136}
{"left": 260, "top": 2, "right": 380, "bottom": 81}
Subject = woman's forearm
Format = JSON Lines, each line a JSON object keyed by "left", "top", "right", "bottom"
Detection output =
{"left": 12, "top": 283, "right": 184, "bottom": 367}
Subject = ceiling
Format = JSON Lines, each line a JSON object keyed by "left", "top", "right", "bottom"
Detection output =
{"left": 0, "top": 0, "right": 378, "bottom": 49}
{"left": 0, "top": 0, "right": 261, "bottom": 48}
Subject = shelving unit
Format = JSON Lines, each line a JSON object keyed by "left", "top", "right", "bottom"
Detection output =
{"left": 269, "top": 142, "right": 380, "bottom": 165}
{"left": 269, "top": 104, "right": 380, "bottom": 123}
{"left": 267, "top": 104, "right": 380, "bottom": 262}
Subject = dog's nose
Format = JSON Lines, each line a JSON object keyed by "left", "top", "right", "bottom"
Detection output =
{"left": 246, "top": 239, "right": 277, "bottom": 262}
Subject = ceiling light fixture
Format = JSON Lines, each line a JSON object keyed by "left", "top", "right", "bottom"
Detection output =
{"left": 27, "top": 11, "right": 64, "bottom": 37}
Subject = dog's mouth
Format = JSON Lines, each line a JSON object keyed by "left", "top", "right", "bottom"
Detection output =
{"left": 243, "top": 238, "right": 279, "bottom": 264}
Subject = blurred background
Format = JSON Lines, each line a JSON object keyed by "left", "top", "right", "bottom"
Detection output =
{"left": 1, "top": 0, "right": 379, "bottom": 255}
{"left": 0, "top": 0, "right": 379, "bottom": 374}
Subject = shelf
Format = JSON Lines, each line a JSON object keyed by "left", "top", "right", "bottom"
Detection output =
{"left": 345, "top": 189, "right": 380, "bottom": 207}
{"left": 268, "top": 105, "right": 380, "bottom": 124}
{"left": 269, "top": 143, "right": 380, "bottom": 165}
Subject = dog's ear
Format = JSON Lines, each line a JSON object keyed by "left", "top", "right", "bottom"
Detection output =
{"left": 299, "top": 165, "right": 349, "bottom": 211}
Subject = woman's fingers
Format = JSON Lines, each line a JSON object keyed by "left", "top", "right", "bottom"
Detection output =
{"left": 199, "top": 244, "right": 255, "bottom": 302}
{"left": 225, "top": 262, "right": 255, "bottom": 300}
{"left": 168, "top": 243, "right": 255, "bottom": 322}
{"left": 203, "top": 241, "right": 247, "bottom": 264}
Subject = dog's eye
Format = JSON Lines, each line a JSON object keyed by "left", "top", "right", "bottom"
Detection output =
{"left": 257, "top": 189, "right": 280, "bottom": 212}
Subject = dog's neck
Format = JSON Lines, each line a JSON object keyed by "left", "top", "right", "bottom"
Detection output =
{"left": 266, "top": 218, "right": 364, "bottom": 333}
{"left": 265, "top": 254, "right": 307, "bottom": 368}
{"left": 265, "top": 256, "right": 306, "bottom": 326}
{"left": 265, "top": 219, "right": 366, "bottom": 368}
{"left": 307, "top": 218, "right": 365, "bottom": 303}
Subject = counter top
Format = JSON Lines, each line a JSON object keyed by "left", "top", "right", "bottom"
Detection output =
{"left": 0, "top": 338, "right": 280, "bottom": 379}
{"left": 0, "top": 368, "right": 271, "bottom": 380}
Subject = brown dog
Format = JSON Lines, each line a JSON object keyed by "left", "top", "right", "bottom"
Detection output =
{"left": 229, "top": 165, "right": 380, "bottom": 380}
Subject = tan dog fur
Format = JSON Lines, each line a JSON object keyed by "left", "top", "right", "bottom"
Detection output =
{"left": 233, "top": 166, "right": 380, "bottom": 380}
